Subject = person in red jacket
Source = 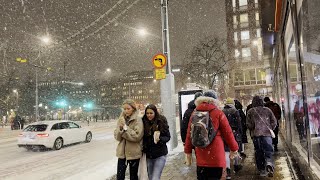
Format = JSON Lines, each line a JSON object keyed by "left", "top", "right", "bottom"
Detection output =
{"left": 184, "top": 90, "right": 239, "bottom": 180}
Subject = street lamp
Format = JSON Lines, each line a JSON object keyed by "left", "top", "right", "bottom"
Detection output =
{"left": 16, "top": 35, "right": 52, "bottom": 121}
{"left": 137, "top": 28, "right": 147, "bottom": 37}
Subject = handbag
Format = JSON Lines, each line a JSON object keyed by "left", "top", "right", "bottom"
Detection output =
{"left": 253, "top": 108, "right": 276, "bottom": 138}
{"left": 138, "top": 153, "right": 149, "bottom": 180}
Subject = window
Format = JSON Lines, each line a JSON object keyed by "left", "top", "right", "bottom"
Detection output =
{"left": 244, "top": 69, "right": 256, "bottom": 84}
{"left": 240, "top": 13, "right": 249, "bottom": 28}
{"left": 240, "top": 30, "right": 250, "bottom": 40}
{"left": 235, "top": 49, "right": 240, "bottom": 58}
{"left": 255, "top": 12, "right": 259, "bottom": 21}
{"left": 240, "top": 14, "right": 248, "bottom": 23}
{"left": 242, "top": 47, "right": 251, "bottom": 58}
{"left": 239, "top": 0, "right": 247, "bottom": 6}
{"left": 256, "top": 29, "right": 261, "bottom": 37}
{"left": 232, "top": 0, "right": 236, "bottom": 8}
{"left": 257, "top": 69, "right": 266, "bottom": 81}
{"left": 235, "top": 71, "right": 244, "bottom": 82}
{"left": 68, "top": 122, "right": 80, "bottom": 129}
{"left": 233, "top": 15, "right": 237, "bottom": 25}
{"left": 234, "top": 32, "right": 238, "bottom": 44}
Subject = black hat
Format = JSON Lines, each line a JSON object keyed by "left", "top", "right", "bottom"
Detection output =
{"left": 203, "top": 90, "right": 217, "bottom": 99}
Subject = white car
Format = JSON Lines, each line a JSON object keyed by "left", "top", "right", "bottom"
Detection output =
{"left": 17, "top": 120, "right": 92, "bottom": 150}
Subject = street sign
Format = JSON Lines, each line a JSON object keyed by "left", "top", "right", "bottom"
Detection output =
{"left": 155, "top": 68, "right": 166, "bottom": 80}
{"left": 152, "top": 54, "right": 167, "bottom": 69}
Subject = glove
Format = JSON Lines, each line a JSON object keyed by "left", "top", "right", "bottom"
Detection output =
{"left": 185, "top": 153, "right": 192, "bottom": 166}
{"left": 230, "top": 151, "right": 239, "bottom": 160}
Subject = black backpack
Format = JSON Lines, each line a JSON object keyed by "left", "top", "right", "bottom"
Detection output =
{"left": 190, "top": 109, "right": 217, "bottom": 148}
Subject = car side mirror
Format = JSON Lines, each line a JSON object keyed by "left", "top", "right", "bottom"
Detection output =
{"left": 79, "top": 125, "right": 81, "bottom": 128}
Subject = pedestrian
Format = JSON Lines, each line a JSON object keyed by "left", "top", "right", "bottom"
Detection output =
{"left": 114, "top": 99, "right": 144, "bottom": 180}
{"left": 294, "top": 100, "right": 305, "bottom": 141}
{"left": 142, "top": 104, "right": 170, "bottom": 180}
{"left": 222, "top": 97, "right": 243, "bottom": 179}
{"left": 234, "top": 99, "right": 248, "bottom": 158}
{"left": 264, "top": 97, "right": 282, "bottom": 151}
{"left": 247, "top": 95, "right": 277, "bottom": 177}
{"left": 181, "top": 91, "right": 202, "bottom": 145}
{"left": 184, "top": 90, "right": 239, "bottom": 180}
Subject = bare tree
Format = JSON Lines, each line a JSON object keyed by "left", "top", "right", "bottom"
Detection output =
{"left": 185, "top": 37, "right": 234, "bottom": 89}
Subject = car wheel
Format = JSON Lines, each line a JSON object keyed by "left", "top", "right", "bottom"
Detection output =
{"left": 53, "top": 137, "right": 63, "bottom": 150}
{"left": 85, "top": 132, "right": 92, "bottom": 143}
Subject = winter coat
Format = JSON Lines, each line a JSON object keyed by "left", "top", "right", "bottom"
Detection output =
{"left": 264, "top": 101, "right": 282, "bottom": 121}
{"left": 235, "top": 100, "right": 248, "bottom": 143}
{"left": 181, "top": 100, "right": 196, "bottom": 143}
{"left": 142, "top": 115, "right": 170, "bottom": 159}
{"left": 223, "top": 105, "right": 243, "bottom": 142}
{"left": 114, "top": 111, "right": 144, "bottom": 160}
{"left": 246, "top": 96, "right": 277, "bottom": 137}
{"left": 184, "top": 96, "right": 239, "bottom": 168}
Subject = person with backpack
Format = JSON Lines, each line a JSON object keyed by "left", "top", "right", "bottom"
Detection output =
{"left": 247, "top": 96, "right": 277, "bottom": 177}
{"left": 142, "top": 104, "right": 170, "bottom": 180}
{"left": 184, "top": 90, "right": 239, "bottom": 180}
{"left": 181, "top": 92, "right": 203, "bottom": 145}
{"left": 114, "top": 99, "right": 144, "bottom": 180}
{"left": 222, "top": 97, "right": 243, "bottom": 179}
{"left": 264, "top": 97, "right": 282, "bottom": 151}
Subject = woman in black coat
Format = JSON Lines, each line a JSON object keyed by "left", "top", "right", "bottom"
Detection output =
{"left": 142, "top": 104, "right": 170, "bottom": 180}
{"left": 234, "top": 99, "right": 248, "bottom": 158}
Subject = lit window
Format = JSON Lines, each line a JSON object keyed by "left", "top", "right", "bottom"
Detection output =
{"left": 233, "top": 15, "right": 237, "bottom": 25}
{"left": 255, "top": 0, "right": 258, "bottom": 4}
{"left": 240, "top": 14, "right": 248, "bottom": 23}
{"left": 234, "top": 32, "right": 238, "bottom": 44}
{"left": 242, "top": 47, "right": 251, "bottom": 57}
{"left": 241, "top": 31, "right": 250, "bottom": 40}
{"left": 232, "top": 0, "right": 236, "bottom": 7}
{"left": 256, "top": 12, "right": 259, "bottom": 21}
{"left": 256, "top": 29, "right": 261, "bottom": 37}
{"left": 239, "top": 0, "right": 247, "bottom": 6}
{"left": 235, "top": 49, "right": 240, "bottom": 58}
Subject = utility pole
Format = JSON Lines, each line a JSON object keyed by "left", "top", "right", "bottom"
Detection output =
{"left": 160, "top": 0, "right": 177, "bottom": 150}
{"left": 35, "top": 67, "right": 39, "bottom": 121}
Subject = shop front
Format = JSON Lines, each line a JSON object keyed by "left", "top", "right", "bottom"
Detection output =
{"left": 273, "top": 0, "right": 320, "bottom": 178}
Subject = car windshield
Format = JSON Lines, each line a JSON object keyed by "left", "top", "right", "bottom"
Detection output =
{"left": 23, "top": 125, "right": 48, "bottom": 132}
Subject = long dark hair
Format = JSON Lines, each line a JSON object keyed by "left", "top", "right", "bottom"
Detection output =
{"left": 142, "top": 104, "right": 168, "bottom": 136}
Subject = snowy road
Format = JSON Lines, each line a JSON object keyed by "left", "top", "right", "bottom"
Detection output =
{"left": 0, "top": 121, "right": 119, "bottom": 180}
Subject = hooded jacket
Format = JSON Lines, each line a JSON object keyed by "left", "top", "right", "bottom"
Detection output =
{"left": 184, "top": 96, "right": 239, "bottom": 168}
{"left": 246, "top": 96, "right": 277, "bottom": 137}
{"left": 181, "top": 100, "right": 196, "bottom": 143}
{"left": 114, "top": 111, "right": 144, "bottom": 160}
{"left": 223, "top": 105, "right": 242, "bottom": 142}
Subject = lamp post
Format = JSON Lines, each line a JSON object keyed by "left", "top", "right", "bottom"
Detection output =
{"left": 13, "top": 89, "right": 18, "bottom": 111}
{"left": 160, "top": 0, "right": 177, "bottom": 150}
{"left": 16, "top": 35, "right": 51, "bottom": 121}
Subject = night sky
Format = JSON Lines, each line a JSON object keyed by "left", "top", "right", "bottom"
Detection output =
{"left": 0, "top": 0, "right": 227, "bottom": 83}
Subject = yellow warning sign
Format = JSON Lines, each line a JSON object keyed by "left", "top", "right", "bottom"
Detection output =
{"left": 152, "top": 54, "right": 167, "bottom": 69}
{"left": 155, "top": 68, "right": 166, "bottom": 80}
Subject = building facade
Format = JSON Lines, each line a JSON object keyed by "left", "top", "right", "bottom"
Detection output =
{"left": 225, "top": 0, "right": 273, "bottom": 106}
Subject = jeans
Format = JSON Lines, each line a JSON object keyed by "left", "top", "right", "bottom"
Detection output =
{"left": 196, "top": 166, "right": 223, "bottom": 180}
{"left": 117, "top": 158, "right": 140, "bottom": 180}
{"left": 147, "top": 155, "right": 166, "bottom": 180}
{"left": 253, "top": 136, "right": 274, "bottom": 171}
